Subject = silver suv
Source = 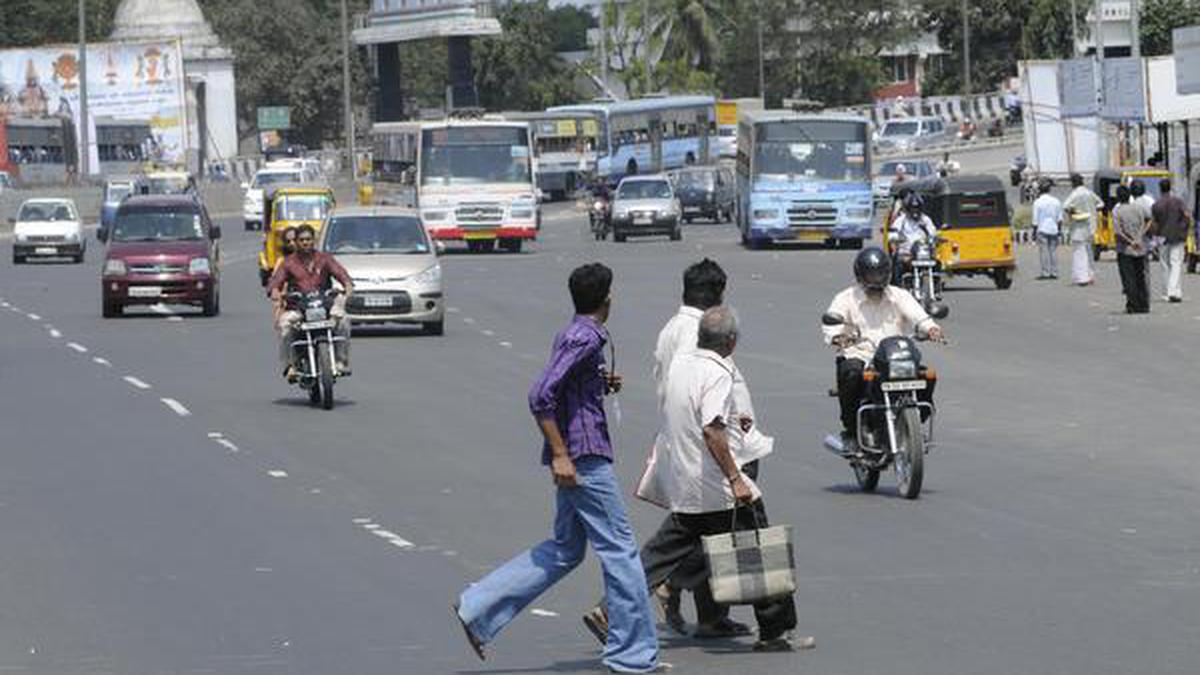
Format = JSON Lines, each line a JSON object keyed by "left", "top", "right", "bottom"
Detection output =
{"left": 875, "top": 116, "right": 952, "bottom": 153}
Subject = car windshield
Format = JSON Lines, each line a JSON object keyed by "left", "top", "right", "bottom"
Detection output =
{"left": 674, "top": 171, "right": 714, "bottom": 188}
{"left": 106, "top": 184, "right": 134, "bottom": 202}
{"left": 324, "top": 215, "right": 430, "bottom": 254}
{"left": 18, "top": 203, "right": 74, "bottom": 221}
{"left": 420, "top": 127, "right": 532, "bottom": 186}
{"left": 147, "top": 177, "right": 190, "bottom": 194}
{"left": 253, "top": 171, "right": 302, "bottom": 188}
{"left": 882, "top": 122, "right": 919, "bottom": 137}
{"left": 618, "top": 181, "right": 671, "bottom": 200}
{"left": 112, "top": 210, "right": 204, "bottom": 241}
{"left": 276, "top": 194, "right": 332, "bottom": 221}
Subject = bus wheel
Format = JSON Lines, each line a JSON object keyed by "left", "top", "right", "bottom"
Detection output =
{"left": 626, "top": 160, "right": 638, "bottom": 176}
{"left": 685, "top": 152, "right": 696, "bottom": 165}
{"left": 500, "top": 239, "right": 523, "bottom": 253}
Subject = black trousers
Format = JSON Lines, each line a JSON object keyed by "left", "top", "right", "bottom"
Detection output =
{"left": 1117, "top": 253, "right": 1150, "bottom": 313}
{"left": 641, "top": 492, "right": 797, "bottom": 641}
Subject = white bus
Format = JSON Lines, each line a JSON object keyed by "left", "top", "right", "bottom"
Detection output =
{"left": 369, "top": 119, "right": 539, "bottom": 253}
{"left": 548, "top": 95, "right": 717, "bottom": 183}
{"left": 503, "top": 110, "right": 603, "bottom": 200}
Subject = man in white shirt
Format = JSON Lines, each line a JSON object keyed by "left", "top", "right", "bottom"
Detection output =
{"left": 1032, "top": 178, "right": 1064, "bottom": 279}
{"left": 653, "top": 307, "right": 801, "bottom": 651}
{"left": 888, "top": 191, "right": 938, "bottom": 285}
{"left": 824, "top": 248, "right": 943, "bottom": 455}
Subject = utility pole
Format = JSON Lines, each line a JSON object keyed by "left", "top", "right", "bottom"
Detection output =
{"left": 77, "top": 0, "right": 89, "bottom": 180}
{"left": 1095, "top": 0, "right": 1108, "bottom": 164}
{"left": 341, "top": 0, "right": 356, "bottom": 181}
{"left": 1070, "top": 0, "right": 1081, "bottom": 57}
{"left": 1130, "top": 0, "right": 1140, "bottom": 58}
{"left": 599, "top": 0, "right": 609, "bottom": 89}
{"left": 643, "top": 0, "right": 651, "bottom": 95}
{"left": 757, "top": 1, "right": 765, "bottom": 100}
{"left": 961, "top": 0, "right": 971, "bottom": 95}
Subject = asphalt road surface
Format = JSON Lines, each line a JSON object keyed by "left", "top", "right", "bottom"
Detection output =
{"left": 2, "top": 200, "right": 1198, "bottom": 675}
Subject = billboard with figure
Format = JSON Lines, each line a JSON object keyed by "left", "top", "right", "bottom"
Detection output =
{"left": 0, "top": 40, "right": 188, "bottom": 166}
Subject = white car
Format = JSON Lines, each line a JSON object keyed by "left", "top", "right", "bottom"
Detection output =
{"left": 11, "top": 198, "right": 86, "bottom": 264}
{"left": 242, "top": 167, "right": 304, "bottom": 230}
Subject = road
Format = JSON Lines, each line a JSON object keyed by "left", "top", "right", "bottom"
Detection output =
{"left": 2, "top": 201, "right": 1199, "bottom": 675}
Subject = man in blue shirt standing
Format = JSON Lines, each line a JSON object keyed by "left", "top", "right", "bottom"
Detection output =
{"left": 454, "top": 263, "right": 664, "bottom": 673}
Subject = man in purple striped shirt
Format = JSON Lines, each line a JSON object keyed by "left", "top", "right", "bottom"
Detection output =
{"left": 454, "top": 263, "right": 664, "bottom": 674}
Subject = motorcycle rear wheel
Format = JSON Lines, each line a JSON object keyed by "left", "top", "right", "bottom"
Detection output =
{"left": 317, "top": 346, "right": 335, "bottom": 410}
{"left": 894, "top": 407, "right": 924, "bottom": 499}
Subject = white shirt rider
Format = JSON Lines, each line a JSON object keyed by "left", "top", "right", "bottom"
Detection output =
{"left": 890, "top": 210, "right": 937, "bottom": 248}
{"left": 822, "top": 285, "right": 940, "bottom": 364}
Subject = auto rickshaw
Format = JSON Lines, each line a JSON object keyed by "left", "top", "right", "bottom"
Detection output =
{"left": 1093, "top": 166, "right": 1171, "bottom": 261}
{"left": 256, "top": 183, "right": 336, "bottom": 286}
{"left": 885, "top": 174, "right": 1016, "bottom": 289}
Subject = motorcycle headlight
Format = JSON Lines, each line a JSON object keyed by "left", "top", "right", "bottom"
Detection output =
{"left": 593, "top": 200, "right": 604, "bottom": 210}
{"left": 753, "top": 208, "right": 780, "bottom": 221}
{"left": 189, "top": 257, "right": 211, "bottom": 275}
{"left": 305, "top": 306, "right": 327, "bottom": 322}
{"left": 888, "top": 359, "right": 917, "bottom": 380}
{"left": 412, "top": 264, "right": 441, "bottom": 285}
{"left": 103, "top": 258, "right": 127, "bottom": 276}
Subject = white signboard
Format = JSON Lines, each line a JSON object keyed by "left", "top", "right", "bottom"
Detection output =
{"left": 0, "top": 40, "right": 188, "bottom": 164}
{"left": 1020, "top": 61, "right": 1100, "bottom": 175}
{"left": 1101, "top": 57, "right": 1146, "bottom": 121}
{"left": 1173, "top": 25, "right": 1200, "bottom": 95}
{"left": 1059, "top": 59, "right": 1099, "bottom": 118}
{"left": 1146, "top": 56, "right": 1200, "bottom": 123}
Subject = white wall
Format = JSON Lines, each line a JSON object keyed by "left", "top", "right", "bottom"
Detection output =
{"left": 185, "top": 56, "right": 239, "bottom": 162}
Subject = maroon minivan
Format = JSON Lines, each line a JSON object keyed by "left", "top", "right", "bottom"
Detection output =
{"left": 98, "top": 195, "right": 221, "bottom": 317}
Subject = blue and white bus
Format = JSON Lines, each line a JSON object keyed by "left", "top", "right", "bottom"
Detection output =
{"left": 736, "top": 111, "right": 874, "bottom": 249}
{"left": 548, "top": 96, "right": 717, "bottom": 183}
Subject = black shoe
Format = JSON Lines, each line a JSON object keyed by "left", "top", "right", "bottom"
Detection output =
{"left": 653, "top": 585, "right": 686, "bottom": 636}
{"left": 1169, "top": 297, "right": 1183, "bottom": 303}
{"left": 452, "top": 603, "right": 486, "bottom": 661}
{"left": 694, "top": 618, "right": 753, "bottom": 639}
{"left": 582, "top": 605, "right": 608, "bottom": 646}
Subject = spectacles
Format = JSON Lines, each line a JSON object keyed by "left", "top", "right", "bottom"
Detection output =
{"left": 297, "top": 237, "right": 314, "bottom": 243}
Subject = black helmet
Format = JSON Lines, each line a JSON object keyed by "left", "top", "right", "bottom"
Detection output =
{"left": 854, "top": 247, "right": 892, "bottom": 292}
{"left": 902, "top": 191, "right": 923, "bottom": 214}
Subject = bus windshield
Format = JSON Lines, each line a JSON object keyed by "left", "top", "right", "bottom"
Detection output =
{"left": 421, "top": 127, "right": 531, "bottom": 186}
{"left": 753, "top": 121, "right": 868, "bottom": 182}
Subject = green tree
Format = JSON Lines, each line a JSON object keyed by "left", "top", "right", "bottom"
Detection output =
{"left": 648, "top": 0, "right": 727, "bottom": 73}
{"left": 715, "top": 0, "right": 796, "bottom": 105}
{"left": 547, "top": 4, "right": 596, "bottom": 53}
{"left": 796, "top": 0, "right": 916, "bottom": 106}
{"left": 1140, "top": 0, "right": 1200, "bottom": 56}
{"left": 0, "top": 0, "right": 120, "bottom": 47}
{"left": 473, "top": 0, "right": 582, "bottom": 111}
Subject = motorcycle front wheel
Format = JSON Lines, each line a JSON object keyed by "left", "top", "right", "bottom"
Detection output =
{"left": 317, "top": 345, "right": 335, "bottom": 410}
{"left": 894, "top": 407, "right": 925, "bottom": 499}
{"left": 852, "top": 462, "right": 880, "bottom": 492}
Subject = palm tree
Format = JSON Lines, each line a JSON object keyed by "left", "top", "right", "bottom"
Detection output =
{"left": 645, "top": 0, "right": 728, "bottom": 73}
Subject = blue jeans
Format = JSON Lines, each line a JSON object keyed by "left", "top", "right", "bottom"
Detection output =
{"left": 457, "top": 456, "right": 659, "bottom": 673}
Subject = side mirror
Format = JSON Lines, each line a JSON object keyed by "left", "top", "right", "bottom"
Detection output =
{"left": 821, "top": 312, "right": 845, "bottom": 327}
{"left": 96, "top": 227, "right": 109, "bottom": 243}
{"left": 929, "top": 303, "right": 949, "bottom": 320}
{"left": 209, "top": 225, "right": 222, "bottom": 240}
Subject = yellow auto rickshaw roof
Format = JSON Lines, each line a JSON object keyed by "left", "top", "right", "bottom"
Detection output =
{"left": 265, "top": 183, "right": 334, "bottom": 199}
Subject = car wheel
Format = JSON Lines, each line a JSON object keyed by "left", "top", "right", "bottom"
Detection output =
{"left": 423, "top": 319, "right": 445, "bottom": 336}
{"left": 203, "top": 288, "right": 220, "bottom": 316}
{"left": 614, "top": 230, "right": 627, "bottom": 242}
{"left": 74, "top": 250, "right": 85, "bottom": 264}
{"left": 102, "top": 300, "right": 122, "bottom": 318}
{"left": 12, "top": 252, "right": 23, "bottom": 265}
{"left": 670, "top": 225, "right": 682, "bottom": 241}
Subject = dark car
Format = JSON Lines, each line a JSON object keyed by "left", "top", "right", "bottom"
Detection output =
{"left": 671, "top": 166, "right": 735, "bottom": 223}
{"left": 98, "top": 195, "right": 221, "bottom": 317}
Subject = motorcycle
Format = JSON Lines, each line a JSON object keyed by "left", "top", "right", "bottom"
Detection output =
{"left": 821, "top": 313, "right": 939, "bottom": 499}
{"left": 589, "top": 194, "right": 611, "bottom": 240}
{"left": 899, "top": 238, "right": 949, "bottom": 318}
{"left": 285, "top": 289, "right": 346, "bottom": 410}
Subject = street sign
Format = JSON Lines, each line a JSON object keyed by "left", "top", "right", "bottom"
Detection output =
{"left": 1174, "top": 26, "right": 1200, "bottom": 95}
{"left": 1059, "top": 59, "right": 1098, "bottom": 118}
{"left": 1100, "top": 58, "right": 1145, "bottom": 121}
{"left": 257, "top": 106, "right": 291, "bottom": 131}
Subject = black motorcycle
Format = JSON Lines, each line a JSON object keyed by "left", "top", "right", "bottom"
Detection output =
{"left": 589, "top": 193, "right": 611, "bottom": 240}
{"left": 900, "top": 238, "right": 949, "bottom": 318}
{"left": 822, "top": 314, "right": 939, "bottom": 499}
{"left": 285, "top": 290, "right": 346, "bottom": 410}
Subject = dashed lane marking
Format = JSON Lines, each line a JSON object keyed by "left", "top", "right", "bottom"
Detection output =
{"left": 92, "top": 357, "right": 112, "bottom": 367}
{"left": 47, "top": 327, "right": 62, "bottom": 338}
{"left": 160, "top": 398, "right": 191, "bottom": 416}
{"left": 267, "top": 470, "right": 289, "bottom": 478}
{"left": 481, "top": 329, "right": 495, "bottom": 337}
{"left": 26, "top": 313, "right": 41, "bottom": 321}
{"left": 216, "top": 439, "right": 239, "bottom": 453}
{"left": 122, "top": 376, "right": 152, "bottom": 390}
{"left": 530, "top": 609, "right": 559, "bottom": 617}
{"left": 66, "top": 342, "right": 88, "bottom": 353}
{"left": 499, "top": 341, "right": 513, "bottom": 348}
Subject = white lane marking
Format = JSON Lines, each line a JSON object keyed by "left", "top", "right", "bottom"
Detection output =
{"left": 47, "top": 328, "right": 62, "bottom": 338}
{"left": 160, "top": 398, "right": 191, "bottom": 416}
{"left": 530, "top": 608, "right": 559, "bottom": 617}
{"left": 66, "top": 342, "right": 88, "bottom": 353}
{"left": 216, "top": 439, "right": 239, "bottom": 453}
{"left": 267, "top": 470, "right": 289, "bottom": 478}
{"left": 167, "top": 316, "right": 183, "bottom": 322}
{"left": 352, "top": 518, "right": 373, "bottom": 525}
{"left": 207, "top": 432, "right": 223, "bottom": 438}
{"left": 362, "top": 523, "right": 381, "bottom": 530}
{"left": 462, "top": 317, "right": 475, "bottom": 324}
{"left": 447, "top": 306, "right": 460, "bottom": 313}
{"left": 26, "top": 313, "right": 41, "bottom": 321}
{"left": 353, "top": 518, "right": 415, "bottom": 548}
{"left": 122, "top": 376, "right": 151, "bottom": 390}
{"left": 92, "top": 356, "right": 112, "bottom": 367}
{"left": 499, "top": 341, "right": 513, "bottom": 348}
{"left": 481, "top": 329, "right": 495, "bottom": 337}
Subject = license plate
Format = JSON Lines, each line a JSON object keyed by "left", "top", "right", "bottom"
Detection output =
{"left": 881, "top": 380, "right": 927, "bottom": 392}
{"left": 363, "top": 295, "right": 393, "bottom": 307}
{"left": 683, "top": 206, "right": 701, "bottom": 213}
{"left": 634, "top": 216, "right": 653, "bottom": 225}
{"left": 128, "top": 286, "right": 162, "bottom": 298}
{"left": 463, "top": 232, "right": 495, "bottom": 241}
{"left": 34, "top": 247, "right": 57, "bottom": 255}
{"left": 797, "top": 230, "right": 827, "bottom": 242}
{"left": 301, "top": 320, "right": 335, "bottom": 330}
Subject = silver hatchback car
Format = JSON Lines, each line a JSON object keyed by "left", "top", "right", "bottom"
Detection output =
{"left": 874, "top": 116, "right": 953, "bottom": 153}
{"left": 610, "top": 174, "right": 682, "bottom": 242}
{"left": 320, "top": 206, "right": 445, "bottom": 335}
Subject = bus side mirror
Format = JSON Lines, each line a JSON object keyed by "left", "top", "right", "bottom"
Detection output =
{"left": 97, "top": 227, "right": 109, "bottom": 243}
{"left": 209, "top": 225, "right": 222, "bottom": 240}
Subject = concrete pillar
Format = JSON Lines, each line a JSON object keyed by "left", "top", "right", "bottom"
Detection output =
{"left": 447, "top": 36, "right": 477, "bottom": 109}
{"left": 376, "top": 42, "right": 404, "bottom": 122}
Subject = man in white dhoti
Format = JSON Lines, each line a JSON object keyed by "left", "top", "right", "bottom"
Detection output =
{"left": 1063, "top": 173, "right": 1102, "bottom": 286}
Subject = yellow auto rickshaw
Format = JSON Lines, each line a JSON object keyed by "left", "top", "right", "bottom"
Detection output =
{"left": 1093, "top": 166, "right": 1171, "bottom": 261}
{"left": 884, "top": 174, "right": 1016, "bottom": 289}
{"left": 257, "top": 183, "right": 336, "bottom": 286}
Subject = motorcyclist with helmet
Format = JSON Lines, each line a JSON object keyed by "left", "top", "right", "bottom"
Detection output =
{"left": 824, "top": 248, "right": 944, "bottom": 455}
{"left": 888, "top": 191, "right": 939, "bottom": 285}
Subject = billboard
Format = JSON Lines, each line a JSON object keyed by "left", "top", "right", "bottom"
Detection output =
{"left": 0, "top": 40, "right": 188, "bottom": 164}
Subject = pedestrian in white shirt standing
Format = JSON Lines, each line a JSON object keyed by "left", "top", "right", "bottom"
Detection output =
{"left": 1032, "top": 178, "right": 1064, "bottom": 279}
{"left": 1062, "top": 173, "right": 1102, "bottom": 285}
